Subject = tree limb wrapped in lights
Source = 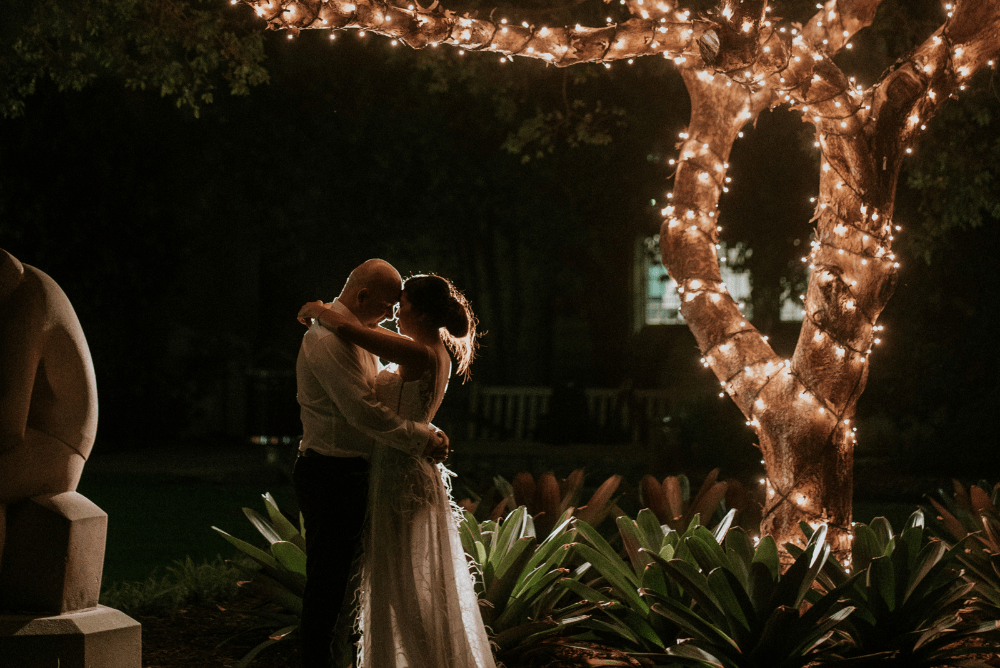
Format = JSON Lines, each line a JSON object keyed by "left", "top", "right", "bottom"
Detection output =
{"left": 242, "top": 0, "right": 713, "bottom": 65}
{"left": 233, "top": 0, "right": 1000, "bottom": 561}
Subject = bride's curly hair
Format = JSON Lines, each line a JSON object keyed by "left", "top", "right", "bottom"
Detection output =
{"left": 403, "top": 274, "right": 479, "bottom": 381}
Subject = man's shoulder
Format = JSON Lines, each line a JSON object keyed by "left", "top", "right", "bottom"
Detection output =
{"left": 302, "top": 323, "right": 338, "bottom": 345}
{"left": 301, "top": 325, "right": 359, "bottom": 360}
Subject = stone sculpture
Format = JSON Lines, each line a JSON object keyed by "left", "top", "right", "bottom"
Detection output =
{"left": 0, "top": 249, "right": 139, "bottom": 668}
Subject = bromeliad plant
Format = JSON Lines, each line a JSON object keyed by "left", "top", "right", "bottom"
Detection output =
{"left": 212, "top": 493, "right": 306, "bottom": 667}
{"left": 564, "top": 509, "right": 736, "bottom": 662}
{"left": 215, "top": 495, "right": 596, "bottom": 665}
{"left": 640, "top": 469, "right": 729, "bottom": 532}
{"left": 923, "top": 480, "right": 1000, "bottom": 619}
{"left": 795, "top": 511, "right": 997, "bottom": 666}
{"left": 570, "top": 508, "right": 852, "bottom": 668}
{"left": 463, "top": 469, "right": 624, "bottom": 539}
{"left": 923, "top": 480, "right": 1000, "bottom": 548}
{"left": 458, "top": 504, "right": 599, "bottom": 662}
{"left": 640, "top": 469, "right": 764, "bottom": 536}
{"left": 651, "top": 524, "right": 852, "bottom": 668}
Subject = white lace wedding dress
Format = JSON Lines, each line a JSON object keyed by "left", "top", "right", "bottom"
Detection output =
{"left": 357, "top": 363, "right": 497, "bottom": 668}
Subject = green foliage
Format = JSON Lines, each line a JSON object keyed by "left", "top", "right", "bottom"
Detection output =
{"left": 502, "top": 99, "right": 625, "bottom": 163}
{"left": 400, "top": 37, "right": 634, "bottom": 163}
{"left": 1, "top": 0, "right": 268, "bottom": 117}
{"left": 215, "top": 495, "right": 591, "bottom": 665}
{"left": 207, "top": 490, "right": 1000, "bottom": 667}
{"left": 872, "top": 1, "right": 999, "bottom": 266}
{"left": 796, "top": 512, "right": 995, "bottom": 666}
{"left": 905, "top": 89, "right": 1000, "bottom": 265}
{"left": 458, "top": 505, "right": 596, "bottom": 662}
{"left": 569, "top": 508, "right": 736, "bottom": 660}
{"left": 653, "top": 524, "right": 850, "bottom": 668}
{"left": 212, "top": 492, "right": 305, "bottom": 665}
{"left": 572, "top": 508, "right": 853, "bottom": 667}
{"left": 99, "top": 554, "right": 241, "bottom": 615}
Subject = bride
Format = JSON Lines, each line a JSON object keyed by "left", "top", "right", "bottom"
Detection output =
{"left": 297, "top": 273, "right": 496, "bottom": 668}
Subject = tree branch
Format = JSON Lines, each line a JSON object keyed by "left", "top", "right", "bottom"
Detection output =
{"left": 240, "top": 0, "right": 716, "bottom": 66}
{"left": 872, "top": 0, "right": 1000, "bottom": 162}
{"left": 800, "top": 0, "right": 881, "bottom": 56}
{"left": 621, "top": 0, "right": 678, "bottom": 22}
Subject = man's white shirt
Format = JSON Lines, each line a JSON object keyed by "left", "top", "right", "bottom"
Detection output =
{"left": 296, "top": 299, "right": 431, "bottom": 458}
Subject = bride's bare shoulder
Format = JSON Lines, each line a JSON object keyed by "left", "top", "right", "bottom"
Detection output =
{"left": 398, "top": 342, "right": 434, "bottom": 381}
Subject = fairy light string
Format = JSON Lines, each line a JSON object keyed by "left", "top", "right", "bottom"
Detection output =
{"left": 240, "top": 0, "right": 727, "bottom": 66}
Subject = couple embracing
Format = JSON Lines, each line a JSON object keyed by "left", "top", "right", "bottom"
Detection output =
{"left": 293, "top": 258, "right": 496, "bottom": 668}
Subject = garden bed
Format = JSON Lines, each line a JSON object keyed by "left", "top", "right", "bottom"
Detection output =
{"left": 137, "top": 597, "right": 300, "bottom": 668}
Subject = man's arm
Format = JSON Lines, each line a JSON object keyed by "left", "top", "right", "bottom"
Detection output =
{"left": 303, "top": 327, "right": 435, "bottom": 456}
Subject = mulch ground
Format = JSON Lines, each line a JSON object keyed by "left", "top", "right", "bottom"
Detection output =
{"left": 137, "top": 601, "right": 300, "bottom": 668}
{"left": 135, "top": 602, "right": 1000, "bottom": 668}
{"left": 134, "top": 601, "right": 619, "bottom": 668}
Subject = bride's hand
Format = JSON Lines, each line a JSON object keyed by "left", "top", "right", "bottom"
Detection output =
{"left": 423, "top": 430, "right": 449, "bottom": 463}
{"left": 319, "top": 307, "right": 351, "bottom": 333}
{"left": 297, "top": 301, "right": 327, "bottom": 326}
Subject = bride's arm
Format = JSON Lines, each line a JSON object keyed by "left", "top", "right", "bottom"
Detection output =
{"left": 298, "top": 301, "right": 430, "bottom": 371}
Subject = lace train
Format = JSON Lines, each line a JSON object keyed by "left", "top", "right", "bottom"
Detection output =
{"left": 356, "top": 444, "right": 497, "bottom": 668}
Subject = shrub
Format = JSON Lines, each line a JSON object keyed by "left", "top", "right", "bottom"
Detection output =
{"left": 654, "top": 524, "right": 850, "bottom": 668}
{"left": 564, "top": 509, "right": 736, "bottom": 662}
{"left": 796, "top": 512, "right": 997, "bottom": 666}
{"left": 923, "top": 480, "right": 1000, "bottom": 619}
{"left": 99, "top": 555, "right": 241, "bottom": 616}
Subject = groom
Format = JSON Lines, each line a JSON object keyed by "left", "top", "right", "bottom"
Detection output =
{"left": 293, "top": 258, "right": 448, "bottom": 668}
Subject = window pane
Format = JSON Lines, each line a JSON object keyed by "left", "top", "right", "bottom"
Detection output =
{"left": 639, "top": 235, "right": 803, "bottom": 326}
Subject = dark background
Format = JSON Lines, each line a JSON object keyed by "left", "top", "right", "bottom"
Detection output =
{"left": 2, "top": 0, "right": 999, "bottom": 490}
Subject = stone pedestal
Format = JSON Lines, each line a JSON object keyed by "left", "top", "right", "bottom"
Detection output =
{"left": 0, "top": 492, "right": 106, "bottom": 614}
{"left": 0, "top": 605, "right": 141, "bottom": 668}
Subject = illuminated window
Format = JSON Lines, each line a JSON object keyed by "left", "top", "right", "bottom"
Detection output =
{"left": 637, "top": 235, "right": 804, "bottom": 327}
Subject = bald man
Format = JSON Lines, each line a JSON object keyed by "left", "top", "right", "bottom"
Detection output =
{"left": 293, "top": 259, "right": 448, "bottom": 668}
{"left": 0, "top": 249, "right": 98, "bottom": 573}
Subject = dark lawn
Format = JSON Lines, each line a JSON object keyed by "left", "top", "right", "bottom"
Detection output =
{"left": 78, "top": 472, "right": 297, "bottom": 584}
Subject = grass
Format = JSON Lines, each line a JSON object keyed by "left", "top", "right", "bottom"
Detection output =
{"left": 77, "top": 472, "right": 296, "bottom": 585}
{"left": 99, "top": 555, "right": 245, "bottom": 616}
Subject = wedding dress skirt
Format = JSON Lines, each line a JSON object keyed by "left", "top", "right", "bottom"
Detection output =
{"left": 357, "top": 367, "right": 496, "bottom": 668}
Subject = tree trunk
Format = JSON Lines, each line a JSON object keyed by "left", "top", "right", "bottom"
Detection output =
{"left": 659, "top": 0, "right": 1000, "bottom": 559}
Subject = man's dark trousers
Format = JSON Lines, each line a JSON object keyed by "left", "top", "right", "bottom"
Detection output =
{"left": 293, "top": 452, "right": 370, "bottom": 668}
